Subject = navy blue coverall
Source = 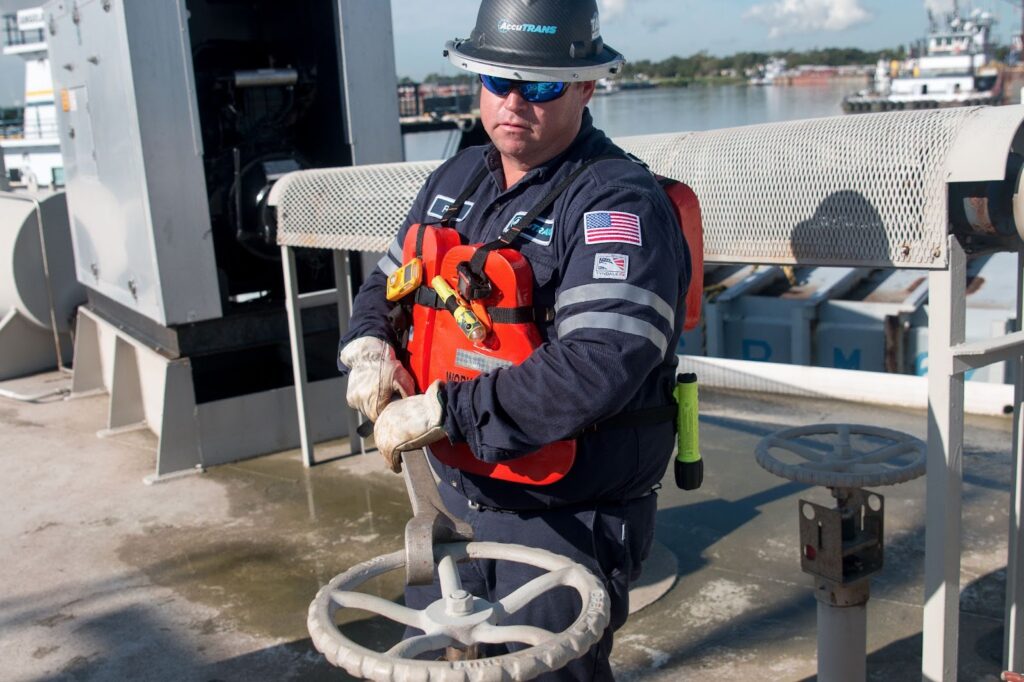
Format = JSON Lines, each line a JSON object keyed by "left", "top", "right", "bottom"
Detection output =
{"left": 340, "top": 109, "right": 690, "bottom": 680}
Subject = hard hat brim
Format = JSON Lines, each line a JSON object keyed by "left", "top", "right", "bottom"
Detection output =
{"left": 444, "top": 39, "right": 625, "bottom": 82}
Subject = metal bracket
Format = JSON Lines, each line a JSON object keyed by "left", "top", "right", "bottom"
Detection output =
{"left": 401, "top": 450, "right": 473, "bottom": 586}
{"left": 799, "top": 489, "right": 884, "bottom": 586}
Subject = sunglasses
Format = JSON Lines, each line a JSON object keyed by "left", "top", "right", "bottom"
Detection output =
{"left": 479, "top": 75, "right": 569, "bottom": 103}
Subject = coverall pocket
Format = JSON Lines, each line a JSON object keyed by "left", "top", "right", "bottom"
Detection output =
{"left": 626, "top": 494, "right": 658, "bottom": 583}
{"left": 590, "top": 494, "right": 656, "bottom": 632}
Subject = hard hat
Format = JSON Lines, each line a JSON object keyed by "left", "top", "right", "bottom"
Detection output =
{"left": 444, "top": 0, "right": 624, "bottom": 82}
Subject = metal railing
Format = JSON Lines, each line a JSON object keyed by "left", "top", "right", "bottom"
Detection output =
{"left": 397, "top": 82, "right": 476, "bottom": 118}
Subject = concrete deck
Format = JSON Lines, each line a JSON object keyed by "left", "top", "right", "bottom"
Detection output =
{"left": 0, "top": 370, "right": 1014, "bottom": 681}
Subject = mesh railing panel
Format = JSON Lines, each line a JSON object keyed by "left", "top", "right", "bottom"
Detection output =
{"left": 276, "top": 108, "right": 988, "bottom": 267}
{"left": 276, "top": 161, "right": 439, "bottom": 252}
{"left": 618, "top": 108, "right": 977, "bottom": 268}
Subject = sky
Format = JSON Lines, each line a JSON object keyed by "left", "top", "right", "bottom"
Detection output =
{"left": 0, "top": 0, "right": 1015, "bottom": 106}
{"left": 390, "top": 0, "right": 1020, "bottom": 80}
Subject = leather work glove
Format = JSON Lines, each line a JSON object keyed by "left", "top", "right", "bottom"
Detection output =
{"left": 373, "top": 381, "right": 447, "bottom": 473}
{"left": 338, "top": 336, "right": 416, "bottom": 422}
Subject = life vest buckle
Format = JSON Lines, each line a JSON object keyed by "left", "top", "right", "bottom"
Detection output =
{"left": 456, "top": 261, "right": 493, "bottom": 301}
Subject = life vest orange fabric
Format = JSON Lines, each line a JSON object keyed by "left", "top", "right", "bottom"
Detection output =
{"left": 401, "top": 224, "right": 577, "bottom": 486}
{"left": 658, "top": 177, "right": 704, "bottom": 332}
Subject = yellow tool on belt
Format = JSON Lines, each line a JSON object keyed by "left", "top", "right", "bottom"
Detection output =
{"left": 431, "top": 275, "right": 488, "bottom": 345}
{"left": 673, "top": 373, "right": 703, "bottom": 490}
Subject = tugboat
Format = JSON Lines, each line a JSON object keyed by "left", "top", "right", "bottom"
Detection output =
{"left": 749, "top": 57, "right": 787, "bottom": 86}
{"left": 594, "top": 77, "right": 620, "bottom": 95}
{"left": 843, "top": 5, "right": 1002, "bottom": 113}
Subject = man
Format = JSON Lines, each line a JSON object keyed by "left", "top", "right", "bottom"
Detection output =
{"left": 338, "top": 0, "right": 690, "bottom": 678}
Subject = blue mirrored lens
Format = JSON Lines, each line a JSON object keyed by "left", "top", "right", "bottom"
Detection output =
{"left": 480, "top": 75, "right": 514, "bottom": 96}
{"left": 519, "top": 81, "right": 567, "bottom": 102}
{"left": 479, "top": 75, "right": 567, "bottom": 103}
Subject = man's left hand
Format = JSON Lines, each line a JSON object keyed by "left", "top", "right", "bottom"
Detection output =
{"left": 373, "top": 381, "right": 447, "bottom": 473}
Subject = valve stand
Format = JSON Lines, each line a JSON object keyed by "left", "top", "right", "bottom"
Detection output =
{"left": 306, "top": 449, "right": 611, "bottom": 681}
{"left": 756, "top": 424, "right": 927, "bottom": 682}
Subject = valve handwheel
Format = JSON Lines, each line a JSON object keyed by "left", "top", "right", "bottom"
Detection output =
{"left": 308, "top": 541, "right": 611, "bottom": 682}
{"left": 755, "top": 423, "right": 926, "bottom": 488}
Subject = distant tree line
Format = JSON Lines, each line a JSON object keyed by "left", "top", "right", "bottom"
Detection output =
{"left": 620, "top": 47, "right": 909, "bottom": 80}
{"left": 401, "top": 43, "right": 1013, "bottom": 84}
{"left": 399, "top": 74, "right": 476, "bottom": 86}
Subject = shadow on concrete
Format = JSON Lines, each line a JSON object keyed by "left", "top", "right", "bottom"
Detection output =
{"left": 29, "top": 608, "right": 406, "bottom": 681}
{"left": 34, "top": 606, "right": 195, "bottom": 681}
{"left": 656, "top": 478, "right": 810, "bottom": 577}
{"left": 196, "top": 617, "right": 412, "bottom": 680}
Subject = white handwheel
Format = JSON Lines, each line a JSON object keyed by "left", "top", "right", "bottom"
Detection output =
{"left": 755, "top": 423, "right": 926, "bottom": 488}
{"left": 308, "top": 541, "right": 611, "bottom": 682}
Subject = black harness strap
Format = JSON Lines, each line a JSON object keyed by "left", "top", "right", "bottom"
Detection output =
{"left": 413, "top": 223, "right": 428, "bottom": 260}
{"left": 413, "top": 287, "right": 442, "bottom": 308}
{"left": 414, "top": 164, "right": 491, "bottom": 259}
{"left": 414, "top": 288, "right": 553, "bottom": 325}
{"left": 439, "top": 165, "right": 491, "bottom": 227}
{"left": 487, "top": 305, "right": 555, "bottom": 324}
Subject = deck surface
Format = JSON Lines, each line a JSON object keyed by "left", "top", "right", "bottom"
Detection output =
{"left": 0, "top": 371, "right": 1013, "bottom": 681}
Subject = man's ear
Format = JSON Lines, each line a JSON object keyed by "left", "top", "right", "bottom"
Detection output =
{"left": 578, "top": 80, "right": 596, "bottom": 105}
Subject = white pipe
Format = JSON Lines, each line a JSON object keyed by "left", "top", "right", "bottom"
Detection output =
{"left": 677, "top": 355, "right": 1014, "bottom": 417}
{"left": 0, "top": 386, "right": 68, "bottom": 402}
{"left": 818, "top": 601, "right": 867, "bottom": 682}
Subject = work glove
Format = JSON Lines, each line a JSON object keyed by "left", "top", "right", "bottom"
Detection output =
{"left": 338, "top": 336, "right": 416, "bottom": 422}
{"left": 373, "top": 381, "right": 447, "bottom": 473}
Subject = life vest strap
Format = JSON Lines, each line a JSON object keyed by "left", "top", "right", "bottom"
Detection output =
{"left": 438, "top": 165, "right": 491, "bottom": 227}
{"left": 488, "top": 305, "right": 555, "bottom": 324}
{"left": 412, "top": 287, "right": 553, "bottom": 324}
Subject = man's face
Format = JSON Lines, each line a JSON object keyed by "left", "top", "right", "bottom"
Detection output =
{"left": 479, "top": 80, "right": 595, "bottom": 170}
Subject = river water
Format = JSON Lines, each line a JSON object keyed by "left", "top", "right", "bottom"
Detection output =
{"left": 403, "top": 80, "right": 857, "bottom": 161}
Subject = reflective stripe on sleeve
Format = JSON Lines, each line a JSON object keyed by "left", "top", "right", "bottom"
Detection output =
{"left": 556, "top": 311, "right": 669, "bottom": 356}
{"left": 376, "top": 239, "right": 404, "bottom": 276}
{"left": 554, "top": 283, "right": 675, "bottom": 330}
{"left": 376, "top": 254, "right": 399, "bottom": 276}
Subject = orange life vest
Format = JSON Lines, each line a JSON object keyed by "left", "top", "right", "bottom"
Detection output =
{"left": 401, "top": 223, "right": 577, "bottom": 486}
{"left": 395, "top": 160, "right": 704, "bottom": 487}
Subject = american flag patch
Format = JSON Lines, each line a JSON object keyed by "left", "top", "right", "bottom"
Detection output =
{"left": 583, "top": 211, "right": 642, "bottom": 246}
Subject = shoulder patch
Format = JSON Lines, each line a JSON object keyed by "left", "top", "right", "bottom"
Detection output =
{"left": 584, "top": 211, "right": 642, "bottom": 246}
{"left": 503, "top": 212, "right": 554, "bottom": 246}
{"left": 427, "top": 194, "right": 474, "bottom": 222}
{"left": 593, "top": 253, "right": 629, "bottom": 280}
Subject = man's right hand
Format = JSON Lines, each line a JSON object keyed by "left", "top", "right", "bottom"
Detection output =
{"left": 338, "top": 336, "right": 416, "bottom": 422}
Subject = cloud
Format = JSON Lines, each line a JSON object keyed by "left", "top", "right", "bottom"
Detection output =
{"left": 600, "top": 0, "right": 670, "bottom": 32}
{"left": 744, "top": 0, "right": 873, "bottom": 38}
{"left": 923, "top": 0, "right": 955, "bottom": 13}
{"left": 641, "top": 16, "right": 671, "bottom": 32}
{"left": 601, "top": 0, "right": 630, "bottom": 20}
